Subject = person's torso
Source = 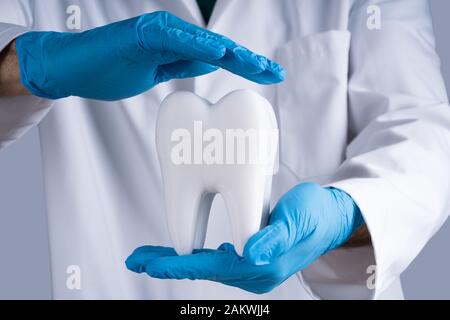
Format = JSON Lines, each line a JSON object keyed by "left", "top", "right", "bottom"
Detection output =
{"left": 30, "top": 0, "right": 393, "bottom": 299}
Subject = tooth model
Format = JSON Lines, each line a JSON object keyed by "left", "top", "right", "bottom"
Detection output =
{"left": 156, "top": 90, "right": 279, "bottom": 256}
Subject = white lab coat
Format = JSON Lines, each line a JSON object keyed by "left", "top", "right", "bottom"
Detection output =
{"left": 0, "top": 0, "right": 449, "bottom": 300}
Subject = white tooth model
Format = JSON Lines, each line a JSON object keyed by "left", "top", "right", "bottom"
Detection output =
{"left": 156, "top": 90, "right": 279, "bottom": 256}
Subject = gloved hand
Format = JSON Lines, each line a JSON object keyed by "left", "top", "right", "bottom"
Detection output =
{"left": 126, "top": 183, "right": 364, "bottom": 294}
{"left": 16, "top": 11, "right": 285, "bottom": 101}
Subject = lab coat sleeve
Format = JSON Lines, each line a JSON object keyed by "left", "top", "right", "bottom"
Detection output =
{"left": 0, "top": 0, "right": 53, "bottom": 150}
{"left": 328, "top": 0, "right": 450, "bottom": 298}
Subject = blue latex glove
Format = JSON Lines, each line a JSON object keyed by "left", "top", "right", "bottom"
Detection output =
{"left": 126, "top": 183, "right": 364, "bottom": 294}
{"left": 16, "top": 11, "right": 285, "bottom": 101}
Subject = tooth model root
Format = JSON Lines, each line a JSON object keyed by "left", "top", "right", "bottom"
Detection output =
{"left": 220, "top": 179, "right": 269, "bottom": 256}
{"left": 165, "top": 186, "right": 214, "bottom": 256}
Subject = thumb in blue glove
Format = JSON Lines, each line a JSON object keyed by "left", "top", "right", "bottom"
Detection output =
{"left": 244, "top": 182, "right": 364, "bottom": 266}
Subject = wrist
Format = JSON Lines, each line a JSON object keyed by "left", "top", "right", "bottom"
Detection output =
{"left": 326, "top": 187, "right": 369, "bottom": 247}
{"left": 343, "top": 224, "right": 372, "bottom": 248}
{"left": 327, "top": 187, "right": 364, "bottom": 230}
{"left": 15, "top": 32, "right": 65, "bottom": 99}
{"left": 0, "top": 40, "right": 31, "bottom": 97}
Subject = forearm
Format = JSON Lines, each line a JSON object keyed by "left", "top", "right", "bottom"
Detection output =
{"left": 343, "top": 224, "right": 371, "bottom": 248}
{"left": 0, "top": 40, "right": 31, "bottom": 97}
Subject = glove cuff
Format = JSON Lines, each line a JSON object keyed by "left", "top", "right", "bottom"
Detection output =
{"left": 326, "top": 187, "right": 365, "bottom": 237}
{"left": 16, "top": 32, "right": 70, "bottom": 100}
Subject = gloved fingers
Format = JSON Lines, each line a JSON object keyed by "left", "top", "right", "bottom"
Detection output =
{"left": 165, "top": 11, "right": 275, "bottom": 74}
{"left": 128, "top": 243, "right": 294, "bottom": 294}
{"left": 219, "top": 52, "right": 285, "bottom": 83}
{"left": 143, "top": 243, "right": 243, "bottom": 281}
{"left": 142, "top": 15, "right": 285, "bottom": 84}
{"left": 243, "top": 220, "right": 293, "bottom": 266}
{"left": 142, "top": 24, "right": 227, "bottom": 62}
{"left": 155, "top": 60, "right": 219, "bottom": 83}
{"left": 125, "top": 245, "right": 227, "bottom": 275}
{"left": 244, "top": 191, "right": 319, "bottom": 266}
{"left": 149, "top": 24, "right": 274, "bottom": 79}
{"left": 286, "top": 232, "right": 326, "bottom": 271}
{"left": 214, "top": 47, "right": 267, "bottom": 75}
{"left": 153, "top": 51, "right": 180, "bottom": 66}
{"left": 235, "top": 60, "right": 286, "bottom": 84}
{"left": 146, "top": 11, "right": 237, "bottom": 59}
{"left": 125, "top": 246, "right": 177, "bottom": 273}
{"left": 162, "top": 11, "right": 237, "bottom": 48}
{"left": 173, "top": 20, "right": 286, "bottom": 83}
{"left": 178, "top": 22, "right": 285, "bottom": 81}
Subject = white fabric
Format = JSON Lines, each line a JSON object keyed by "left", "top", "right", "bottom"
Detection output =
{"left": 0, "top": 0, "right": 449, "bottom": 300}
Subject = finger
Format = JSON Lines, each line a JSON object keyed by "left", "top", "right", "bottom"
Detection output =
{"left": 177, "top": 26, "right": 286, "bottom": 83}
{"left": 244, "top": 197, "right": 306, "bottom": 265}
{"left": 285, "top": 232, "right": 326, "bottom": 271}
{"left": 245, "top": 184, "right": 329, "bottom": 265}
{"left": 125, "top": 246, "right": 177, "bottom": 273}
{"left": 155, "top": 60, "right": 219, "bottom": 83}
{"left": 125, "top": 245, "right": 223, "bottom": 274}
{"left": 239, "top": 60, "right": 286, "bottom": 84}
{"left": 144, "top": 16, "right": 285, "bottom": 83}
{"left": 243, "top": 220, "right": 293, "bottom": 266}
{"left": 166, "top": 18, "right": 269, "bottom": 76}
{"left": 215, "top": 46, "right": 267, "bottom": 75}
{"left": 212, "top": 48, "right": 286, "bottom": 84}
{"left": 144, "top": 243, "right": 243, "bottom": 281}
{"left": 163, "top": 11, "right": 236, "bottom": 46}
{"left": 142, "top": 24, "right": 227, "bottom": 62}
{"left": 151, "top": 25, "right": 269, "bottom": 78}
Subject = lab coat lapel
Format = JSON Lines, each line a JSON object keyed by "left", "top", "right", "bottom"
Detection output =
{"left": 179, "top": 0, "right": 204, "bottom": 26}
{"left": 207, "top": 0, "right": 235, "bottom": 30}
{"left": 179, "top": 0, "right": 235, "bottom": 29}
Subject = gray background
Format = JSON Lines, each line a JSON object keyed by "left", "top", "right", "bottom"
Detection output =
{"left": 0, "top": 0, "right": 449, "bottom": 300}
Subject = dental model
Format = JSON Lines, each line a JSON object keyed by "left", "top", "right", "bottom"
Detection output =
{"left": 156, "top": 90, "right": 279, "bottom": 256}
